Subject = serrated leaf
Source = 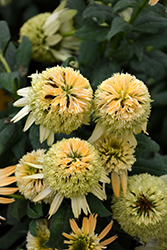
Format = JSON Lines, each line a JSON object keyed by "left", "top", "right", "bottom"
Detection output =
{"left": 0, "top": 71, "right": 19, "bottom": 92}
{"left": 45, "top": 205, "right": 73, "bottom": 249}
{"left": 27, "top": 201, "right": 43, "bottom": 219}
{"left": 75, "top": 24, "right": 109, "bottom": 42}
{"left": 29, "top": 219, "right": 38, "bottom": 237}
{"left": 87, "top": 194, "right": 112, "bottom": 217}
{"left": 14, "top": 36, "right": 32, "bottom": 77}
{"left": 107, "top": 17, "right": 132, "bottom": 40}
{"left": 0, "top": 21, "right": 10, "bottom": 54}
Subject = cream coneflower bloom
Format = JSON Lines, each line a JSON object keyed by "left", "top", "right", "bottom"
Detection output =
{"left": 33, "top": 138, "right": 110, "bottom": 218}
{"left": 0, "top": 165, "right": 18, "bottom": 220}
{"left": 111, "top": 173, "right": 167, "bottom": 243}
{"left": 63, "top": 213, "right": 117, "bottom": 250}
{"left": 11, "top": 66, "right": 93, "bottom": 145}
{"left": 15, "top": 149, "right": 52, "bottom": 203}
{"left": 19, "top": 0, "right": 79, "bottom": 63}
{"left": 26, "top": 218, "right": 57, "bottom": 250}
{"left": 148, "top": 0, "right": 159, "bottom": 6}
{"left": 90, "top": 73, "right": 151, "bottom": 146}
{"left": 94, "top": 134, "right": 136, "bottom": 198}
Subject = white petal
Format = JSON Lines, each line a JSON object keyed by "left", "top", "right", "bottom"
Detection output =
{"left": 53, "top": 0, "right": 67, "bottom": 13}
{"left": 91, "top": 185, "right": 106, "bottom": 200}
{"left": 88, "top": 123, "right": 105, "bottom": 144}
{"left": 13, "top": 97, "right": 28, "bottom": 107}
{"left": 59, "top": 9, "right": 77, "bottom": 23}
{"left": 33, "top": 187, "right": 52, "bottom": 202}
{"left": 23, "top": 113, "right": 36, "bottom": 132}
{"left": 11, "top": 105, "right": 30, "bottom": 123}
{"left": 71, "top": 196, "right": 80, "bottom": 218}
{"left": 39, "top": 125, "right": 51, "bottom": 143}
{"left": 47, "top": 131, "right": 54, "bottom": 146}
{"left": 45, "top": 34, "right": 62, "bottom": 46}
{"left": 99, "top": 168, "right": 110, "bottom": 184}
{"left": 24, "top": 162, "right": 43, "bottom": 169}
{"left": 50, "top": 48, "right": 69, "bottom": 62}
{"left": 17, "top": 87, "right": 30, "bottom": 97}
{"left": 48, "top": 193, "right": 64, "bottom": 218}
{"left": 22, "top": 173, "right": 44, "bottom": 179}
{"left": 44, "top": 16, "right": 60, "bottom": 36}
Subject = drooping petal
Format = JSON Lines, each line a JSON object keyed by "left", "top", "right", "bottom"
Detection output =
{"left": 48, "top": 193, "right": 64, "bottom": 218}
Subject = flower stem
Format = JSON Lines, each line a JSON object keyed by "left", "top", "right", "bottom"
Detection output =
{"left": 0, "top": 53, "right": 11, "bottom": 73}
{"left": 7, "top": 194, "right": 25, "bottom": 200}
{"left": 61, "top": 30, "right": 76, "bottom": 37}
{"left": 129, "top": 0, "right": 148, "bottom": 24}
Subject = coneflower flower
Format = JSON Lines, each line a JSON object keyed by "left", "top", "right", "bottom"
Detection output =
{"left": 11, "top": 66, "right": 93, "bottom": 145}
{"left": 19, "top": 0, "right": 79, "bottom": 63}
{"left": 33, "top": 138, "right": 110, "bottom": 218}
{"left": 62, "top": 213, "right": 117, "bottom": 250}
{"left": 15, "top": 149, "right": 52, "bottom": 203}
{"left": 94, "top": 134, "right": 136, "bottom": 198}
{"left": 111, "top": 173, "right": 167, "bottom": 243}
{"left": 26, "top": 219, "right": 57, "bottom": 250}
{"left": 0, "top": 165, "right": 18, "bottom": 220}
{"left": 91, "top": 73, "right": 151, "bottom": 146}
{"left": 148, "top": 0, "right": 159, "bottom": 6}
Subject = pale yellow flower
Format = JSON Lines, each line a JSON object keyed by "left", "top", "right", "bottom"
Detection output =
{"left": 33, "top": 138, "right": 110, "bottom": 218}
{"left": 94, "top": 134, "right": 136, "bottom": 198}
{"left": 0, "top": 165, "right": 18, "bottom": 220}
{"left": 148, "top": 0, "right": 159, "bottom": 6}
{"left": 92, "top": 73, "right": 152, "bottom": 146}
{"left": 15, "top": 149, "right": 52, "bottom": 203}
{"left": 11, "top": 66, "right": 93, "bottom": 145}
{"left": 63, "top": 213, "right": 117, "bottom": 250}
{"left": 112, "top": 173, "right": 167, "bottom": 243}
{"left": 19, "top": 0, "right": 79, "bottom": 62}
{"left": 26, "top": 219, "right": 57, "bottom": 250}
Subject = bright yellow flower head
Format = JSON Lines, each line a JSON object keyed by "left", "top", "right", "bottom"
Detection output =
{"left": 63, "top": 214, "right": 117, "bottom": 250}
{"left": 26, "top": 219, "right": 57, "bottom": 250}
{"left": 94, "top": 134, "right": 136, "bottom": 198}
{"left": 112, "top": 173, "right": 167, "bottom": 243}
{"left": 0, "top": 165, "right": 18, "bottom": 220}
{"left": 148, "top": 0, "right": 159, "bottom": 6}
{"left": 11, "top": 66, "right": 93, "bottom": 145}
{"left": 19, "top": 0, "right": 79, "bottom": 62}
{"left": 15, "top": 149, "right": 52, "bottom": 203}
{"left": 94, "top": 73, "right": 152, "bottom": 141}
{"left": 33, "top": 138, "right": 110, "bottom": 218}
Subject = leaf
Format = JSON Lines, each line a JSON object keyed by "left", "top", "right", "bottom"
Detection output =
{"left": 61, "top": 56, "right": 78, "bottom": 67}
{"left": 0, "top": 21, "right": 10, "bottom": 54}
{"left": 107, "top": 17, "right": 132, "bottom": 40}
{"left": 11, "top": 134, "right": 26, "bottom": 159}
{"left": 0, "top": 71, "right": 19, "bottom": 92}
{"left": 67, "top": 0, "right": 86, "bottom": 28}
{"left": 4, "top": 41, "right": 16, "bottom": 72}
{"left": 135, "top": 134, "right": 160, "bottom": 154}
{"left": 110, "top": 39, "right": 134, "bottom": 61}
{"left": 27, "top": 201, "right": 43, "bottom": 219}
{"left": 29, "top": 219, "right": 38, "bottom": 237}
{"left": 113, "top": 0, "right": 138, "bottom": 13}
{"left": 10, "top": 199, "right": 27, "bottom": 219}
{"left": 14, "top": 36, "right": 32, "bottom": 77}
{"left": 87, "top": 194, "right": 112, "bottom": 217}
{"left": 29, "top": 124, "right": 49, "bottom": 150}
{"left": 83, "top": 2, "right": 114, "bottom": 23}
{"left": 152, "top": 91, "right": 167, "bottom": 106}
{"left": 45, "top": 205, "right": 73, "bottom": 249}
{"left": 75, "top": 24, "right": 109, "bottom": 42}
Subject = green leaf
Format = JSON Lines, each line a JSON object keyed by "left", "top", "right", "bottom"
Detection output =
{"left": 27, "top": 201, "right": 43, "bottom": 219}
{"left": 29, "top": 124, "right": 49, "bottom": 150}
{"left": 83, "top": 2, "right": 114, "bottom": 23}
{"left": 11, "top": 134, "right": 26, "bottom": 159}
{"left": 87, "top": 194, "right": 112, "bottom": 217}
{"left": 113, "top": 0, "right": 138, "bottom": 13}
{"left": 152, "top": 91, "right": 167, "bottom": 106}
{"left": 29, "top": 219, "right": 38, "bottom": 237}
{"left": 10, "top": 199, "right": 27, "bottom": 219}
{"left": 14, "top": 36, "right": 32, "bottom": 77}
{"left": 0, "top": 21, "right": 10, "bottom": 54}
{"left": 110, "top": 39, "right": 134, "bottom": 61}
{"left": 107, "top": 17, "right": 132, "bottom": 40}
{"left": 0, "top": 71, "right": 19, "bottom": 92}
{"left": 45, "top": 205, "right": 73, "bottom": 249}
{"left": 67, "top": 0, "right": 86, "bottom": 28}
{"left": 61, "top": 56, "right": 78, "bottom": 67}
{"left": 75, "top": 24, "right": 109, "bottom": 42}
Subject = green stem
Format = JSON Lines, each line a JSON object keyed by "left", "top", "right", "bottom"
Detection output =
{"left": 7, "top": 194, "right": 25, "bottom": 200}
{"left": 0, "top": 53, "right": 11, "bottom": 73}
{"left": 129, "top": 0, "right": 148, "bottom": 24}
{"left": 61, "top": 30, "right": 76, "bottom": 37}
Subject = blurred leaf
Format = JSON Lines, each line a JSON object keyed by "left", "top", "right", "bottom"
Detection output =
{"left": 67, "top": 0, "right": 86, "bottom": 28}
{"left": 0, "top": 221, "right": 28, "bottom": 249}
{"left": 11, "top": 134, "right": 26, "bottom": 159}
{"left": 110, "top": 39, "right": 134, "bottom": 61}
{"left": 61, "top": 56, "right": 78, "bottom": 67}
{"left": 0, "top": 71, "right": 19, "bottom": 93}
{"left": 29, "top": 219, "right": 38, "bottom": 237}
{"left": 14, "top": 36, "right": 32, "bottom": 77}
{"left": 4, "top": 41, "right": 16, "bottom": 72}
{"left": 87, "top": 194, "right": 112, "bottom": 217}
{"left": 107, "top": 17, "right": 132, "bottom": 40}
{"left": 83, "top": 2, "right": 114, "bottom": 23}
{"left": 152, "top": 91, "right": 167, "bottom": 106}
{"left": 10, "top": 199, "right": 27, "bottom": 219}
{"left": 75, "top": 24, "right": 109, "bottom": 42}
{"left": 113, "top": 0, "right": 138, "bottom": 13}
{"left": 27, "top": 202, "right": 43, "bottom": 219}
{"left": 29, "top": 124, "right": 49, "bottom": 150}
{"left": 0, "top": 21, "right": 10, "bottom": 54}
{"left": 45, "top": 205, "right": 73, "bottom": 249}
